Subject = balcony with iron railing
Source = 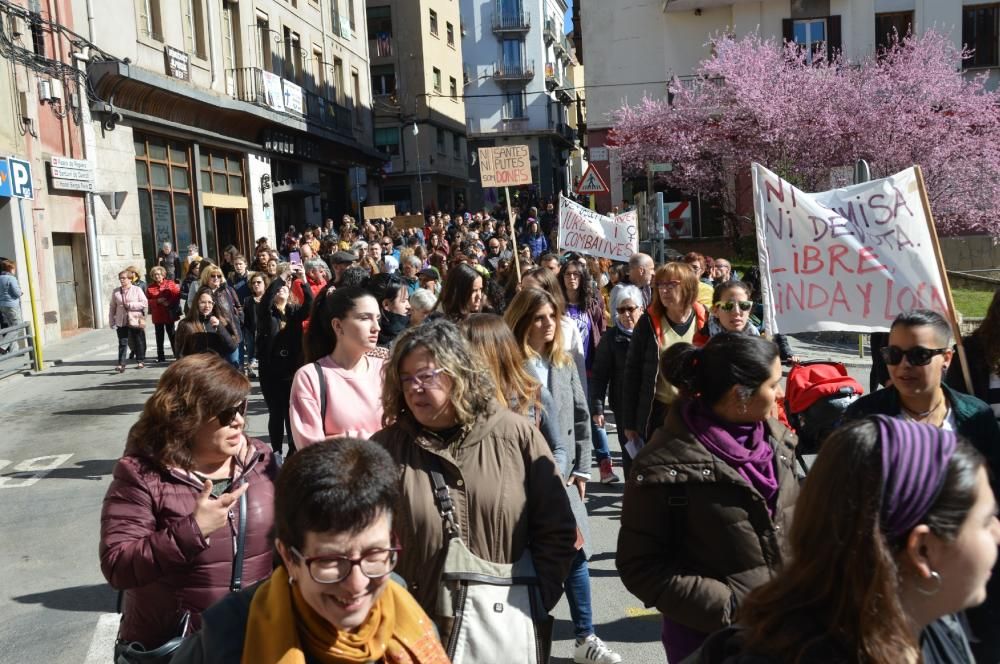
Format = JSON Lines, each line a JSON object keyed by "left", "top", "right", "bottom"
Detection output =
{"left": 493, "top": 59, "right": 534, "bottom": 82}
{"left": 492, "top": 1, "right": 530, "bottom": 33}
{"left": 369, "top": 33, "right": 393, "bottom": 60}
{"left": 544, "top": 18, "right": 558, "bottom": 44}
{"left": 226, "top": 67, "right": 353, "bottom": 137}
{"left": 545, "top": 62, "right": 561, "bottom": 90}
{"left": 498, "top": 116, "right": 531, "bottom": 133}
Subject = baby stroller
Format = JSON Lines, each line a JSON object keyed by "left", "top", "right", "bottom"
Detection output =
{"left": 785, "top": 361, "right": 864, "bottom": 456}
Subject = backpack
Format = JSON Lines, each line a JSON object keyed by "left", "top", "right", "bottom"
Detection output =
{"left": 785, "top": 361, "right": 864, "bottom": 455}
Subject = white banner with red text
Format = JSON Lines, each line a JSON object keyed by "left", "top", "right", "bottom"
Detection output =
{"left": 557, "top": 195, "right": 638, "bottom": 261}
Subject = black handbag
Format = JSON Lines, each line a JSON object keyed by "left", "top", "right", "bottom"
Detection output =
{"left": 113, "top": 489, "right": 248, "bottom": 663}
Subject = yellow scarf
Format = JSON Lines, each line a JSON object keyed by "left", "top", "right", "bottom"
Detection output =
{"left": 241, "top": 566, "right": 449, "bottom": 664}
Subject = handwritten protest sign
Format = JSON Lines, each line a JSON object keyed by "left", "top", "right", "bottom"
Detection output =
{"left": 391, "top": 214, "right": 424, "bottom": 230}
{"left": 751, "top": 163, "right": 947, "bottom": 334}
{"left": 364, "top": 204, "right": 396, "bottom": 220}
{"left": 558, "top": 195, "right": 638, "bottom": 261}
{"left": 478, "top": 145, "right": 532, "bottom": 187}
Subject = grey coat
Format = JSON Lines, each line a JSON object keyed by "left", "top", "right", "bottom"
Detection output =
{"left": 533, "top": 359, "right": 593, "bottom": 558}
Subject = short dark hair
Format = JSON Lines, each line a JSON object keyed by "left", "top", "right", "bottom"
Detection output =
{"left": 365, "top": 273, "right": 406, "bottom": 309}
{"left": 337, "top": 265, "right": 370, "bottom": 289}
{"left": 712, "top": 279, "right": 751, "bottom": 304}
{"left": 273, "top": 438, "right": 400, "bottom": 550}
{"left": 663, "top": 333, "right": 779, "bottom": 405}
{"left": 890, "top": 309, "right": 952, "bottom": 346}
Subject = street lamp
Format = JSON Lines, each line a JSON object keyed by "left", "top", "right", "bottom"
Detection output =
{"left": 413, "top": 122, "right": 425, "bottom": 214}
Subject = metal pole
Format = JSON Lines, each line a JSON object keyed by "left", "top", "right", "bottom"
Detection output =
{"left": 855, "top": 159, "right": 871, "bottom": 358}
{"left": 16, "top": 198, "right": 43, "bottom": 371}
{"left": 505, "top": 186, "right": 522, "bottom": 282}
{"left": 413, "top": 123, "right": 425, "bottom": 214}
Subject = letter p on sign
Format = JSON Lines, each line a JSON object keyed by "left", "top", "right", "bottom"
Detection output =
{"left": 8, "top": 157, "right": 33, "bottom": 200}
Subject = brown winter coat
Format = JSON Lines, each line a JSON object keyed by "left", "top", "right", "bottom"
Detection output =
{"left": 616, "top": 405, "right": 799, "bottom": 634}
{"left": 371, "top": 403, "right": 578, "bottom": 616}
{"left": 99, "top": 438, "right": 278, "bottom": 648}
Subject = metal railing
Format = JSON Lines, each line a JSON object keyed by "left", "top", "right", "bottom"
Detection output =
{"left": 226, "top": 67, "right": 353, "bottom": 136}
{"left": 493, "top": 59, "right": 535, "bottom": 82}
{"left": 0, "top": 322, "right": 35, "bottom": 380}
{"left": 492, "top": 1, "right": 530, "bottom": 32}
{"left": 544, "top": 18, "right": 558, "bottom": 43}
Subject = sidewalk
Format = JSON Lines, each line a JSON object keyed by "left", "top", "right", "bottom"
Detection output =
{"left": 785, "top": 333, "right": 874, "bottom": 369}
{"left": 0, "top": 326, "right": 158, "bottom": 384}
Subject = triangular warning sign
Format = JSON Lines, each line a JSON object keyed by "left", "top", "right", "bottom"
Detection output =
{"left": 576, "top": 164, "right": 609, "bottom": 194}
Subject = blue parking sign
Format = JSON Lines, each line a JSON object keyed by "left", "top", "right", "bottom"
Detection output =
{"left": 8, "top": 157, "right": 33, "bottom": 200}
{"left": 0, "top": 158, "right": 10, "bottom": 199}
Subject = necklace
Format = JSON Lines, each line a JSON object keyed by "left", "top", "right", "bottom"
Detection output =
{"left": 902, "top": 398, "right": 945, "bottom": 420}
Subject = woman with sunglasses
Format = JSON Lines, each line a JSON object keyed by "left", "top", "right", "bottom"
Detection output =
{"left": 290, "top": 287, "right": 384, "bottom": 448}
{"left": 100, "top": 354, "right": 278, "bottom": 655}
{"left": 689, "top": 417, "right": 999, "bottom": 664}
{"left": 617, "top": 333, "right": 798, "bottom": 663}
{"left": 844, "top": 309, "right": 1000, "bottom": 661}
{"left": 590, "top": 284, "right": 643, "bottom": 478}
{"left": 696, "top": 280, "right": 759, "bottom": 342}
{"left": 172, "top": 439, "right": 449, "bottom": 664}
{"left": 371, "top": 319, "right": 578, "bottom": 661}
{"left": 622, "top": 262, "right": 709, "bottom": 445}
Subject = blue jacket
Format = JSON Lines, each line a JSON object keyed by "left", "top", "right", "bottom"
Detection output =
{"left": 0, "top": 273, "right": 21, "bottom": 308}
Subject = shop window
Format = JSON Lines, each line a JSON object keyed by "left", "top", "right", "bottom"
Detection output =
{"left": 134, "top": 134, "right": 195, "bottom": 269}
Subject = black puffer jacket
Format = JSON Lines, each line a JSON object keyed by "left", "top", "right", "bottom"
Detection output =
{"left": 255, "top": 276, "right": 314, "bottom": 380}
{"left": 589, "top": 325, "right": 631, "bottom": 420}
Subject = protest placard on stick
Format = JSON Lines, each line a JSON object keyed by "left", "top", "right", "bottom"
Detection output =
{"left": 478, "top": 145, "right": 532, "bottom": 281}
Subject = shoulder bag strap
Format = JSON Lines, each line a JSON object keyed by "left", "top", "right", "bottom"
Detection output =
{"left": 426, "top": 455, "right": 461, "bottom": 540}
{"left": 230, "top": 489, "right": 248, "bottom": 592}
{"left": 313, "top": 361, "right": 327, "bottom": 434}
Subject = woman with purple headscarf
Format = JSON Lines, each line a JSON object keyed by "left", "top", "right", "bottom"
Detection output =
{"left": 616, "top": 333, "right": 800, "bottom": 663}
{"left": 687, "top": 416, "right": 1000, "bottom": 664}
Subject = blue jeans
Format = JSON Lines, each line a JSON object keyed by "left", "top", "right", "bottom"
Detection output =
{"left": 564, "top": 550, "right": 594, "bottom": 640}
{"left": 591, "top": 421, "right": 611, "bottom": 463}
{"left": 226, "top": 346, "right": 240, "bottom": 369}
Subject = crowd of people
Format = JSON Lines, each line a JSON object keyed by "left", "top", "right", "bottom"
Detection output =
{"left": 97, "top": 204, "right": 1000, "bottom": 664}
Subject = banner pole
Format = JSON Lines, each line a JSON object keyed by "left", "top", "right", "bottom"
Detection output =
{"left": 505, "top": 186, "right": 522, "bottom": 283}
{"left": 914, "top": 165, "right": 973, "bottom": 394}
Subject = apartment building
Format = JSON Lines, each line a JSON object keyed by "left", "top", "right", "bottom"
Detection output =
{"left": 0, "top": 0, "right": 383, "bottom": 346}
{"left": 366, "top": 0, "right": 468, "bottom": 214}
{"left": 581, "top": 0, "right": 995, "bottom": 217}
{"left": 460, "top": 0, "right": 578, "bottom": 209}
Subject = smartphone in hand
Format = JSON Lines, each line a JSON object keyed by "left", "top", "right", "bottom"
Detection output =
{"left": 289, "top": 250, "right": 301, "bottom": 265}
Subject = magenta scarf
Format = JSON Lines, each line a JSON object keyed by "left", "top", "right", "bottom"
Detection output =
{"left": 681, "top": 400, "right": 780, "bottom": 516}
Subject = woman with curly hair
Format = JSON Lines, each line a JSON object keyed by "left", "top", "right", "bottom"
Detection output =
{"left": 371, "top": 319, "right": 578, "bottom": 662}
{"left": 100, "top": 354, "right": 279, "bottom": 655}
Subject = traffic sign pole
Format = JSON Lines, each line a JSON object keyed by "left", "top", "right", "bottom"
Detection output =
{"left": 16, "top": 197, "right": 43, "bottom": 371}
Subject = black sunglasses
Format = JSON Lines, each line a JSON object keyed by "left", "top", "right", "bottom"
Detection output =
{"left": 880, "top": 345, "right": 950, "bottom": 367}
{"left": 217, "top": 400, "right": 248, "bottom": 426}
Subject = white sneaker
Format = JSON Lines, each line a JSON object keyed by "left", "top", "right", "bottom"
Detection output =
{"left": 574, "top": 634, "right": 622, "bottom": 664}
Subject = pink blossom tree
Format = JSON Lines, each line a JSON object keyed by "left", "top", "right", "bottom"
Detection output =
{"left": 611, "top": 31, "right": 1000, "bottom": 236}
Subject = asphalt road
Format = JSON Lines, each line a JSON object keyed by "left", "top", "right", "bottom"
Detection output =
{"left": 0, "top": 329, "right": 872, "bottom": 664}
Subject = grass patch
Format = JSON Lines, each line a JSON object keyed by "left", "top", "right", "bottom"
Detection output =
{"left": 952, "top": 289, "right": 994, "bottom": 319}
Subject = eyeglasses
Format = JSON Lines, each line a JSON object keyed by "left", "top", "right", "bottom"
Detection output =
{"left": 655, "top": 280, "right": 681, "bottom": 290}
{"left": 291, "top": 545, "right": 401, "bottom": 584}
{"left": 400, "top": 368, "right": 446, "bottom": 391}
{"left": 616, "top": 305, "right": 640, "bottom": 315}
{"left": 209, "top": 274, "right": 223, "bottom": 280}
{"left": 880, "top": 345, "right": 950, "bottom": 367}
{"left": 382, "top": 242, "right": 393, "bottom": 247}
{"left": 217, "top": 400, "right": 248, "bottom": 426}
{"left": 564, "top": 271, "right": 582, "bottom": 279}
{"left": 718, "top": 301, "right": 753, "bottom": 312}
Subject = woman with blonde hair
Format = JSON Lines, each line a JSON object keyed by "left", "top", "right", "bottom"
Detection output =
{"left": 371, "top": 318, "right": 577, "bottom": 663}
{"left": 622, "top": 261, "right": 708, "bottom": 444}
{"left": 505, "top": 288, "right": 623, "bottom": 664}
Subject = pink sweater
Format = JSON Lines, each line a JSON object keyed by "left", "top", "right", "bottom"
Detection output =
{"left": 289, "top": 354, "right": 386, "bottom": 447}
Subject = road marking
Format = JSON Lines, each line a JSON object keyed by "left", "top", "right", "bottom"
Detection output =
{"left": 83, "top": 612, "right": 120, "bottom": 664}
{"left": 625, "top": 607, "right": 661, "bottom": 619}
{"left": 0, "top": 453, "right": 73, "bottom": 488}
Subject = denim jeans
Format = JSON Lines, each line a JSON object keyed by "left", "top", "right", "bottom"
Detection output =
{"left": 591, "top": 421, "right": 611, "bottom": 463}
{"left": 564, "top": 549, "right": 594, "bottom": 640}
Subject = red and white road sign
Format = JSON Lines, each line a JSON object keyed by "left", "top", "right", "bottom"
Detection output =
{"left": 576, "top": 164, "right": 609, "bottom": 195}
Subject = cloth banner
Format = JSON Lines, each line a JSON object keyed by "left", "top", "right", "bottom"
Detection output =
{"left": 557, "top": 195, "right": 638, "bottom": 261}
{"left": 751, "top": 163, "right": 948, "bottom": 335}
